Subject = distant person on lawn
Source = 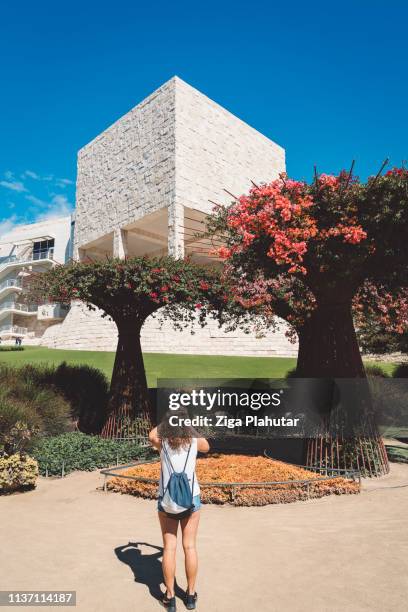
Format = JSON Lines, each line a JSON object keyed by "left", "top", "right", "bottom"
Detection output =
{"left": 149, "top": 416, "right": 209, "bottom": 612}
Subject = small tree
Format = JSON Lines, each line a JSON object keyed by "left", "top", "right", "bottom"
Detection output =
{"left": 209, "top": 166, "right": 408, "bottom": 475}
{"left": 29, "top": 256, "right": 232, "bottom": 437}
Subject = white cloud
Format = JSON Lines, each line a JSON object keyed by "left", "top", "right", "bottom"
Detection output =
{"left": 22, "top": 170, "right": 40, "bottom": 180}
{"left": 55, "top": 177, "right": 74, "bottom": 188}
{"left": 3, "top": 170, "right": 75, "bottom": 194}
{"left": 0, "top": 180, "right": 28, "bottom": 193}
{"left": 0, "top": 215, "right": 19, "bottom": 239}
{"left": 35, "top": 194, "right": 74, "bottom": 221}
{"left": 25, "top": 194, "right": 47, "bottom": 207}
{"left": 0, "top": 169, "right": 75, "bottom": 234}
{"left": 21, "top": 170, "right": 57, "bottom": 183}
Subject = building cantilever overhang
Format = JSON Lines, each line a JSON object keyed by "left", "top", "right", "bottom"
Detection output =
{"left": 74, "top": 76, "right": 285, "bottom": 263}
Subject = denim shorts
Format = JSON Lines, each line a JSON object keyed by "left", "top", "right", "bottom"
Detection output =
{"left": 157, "top": 494, "right": 201, "bottom": 514}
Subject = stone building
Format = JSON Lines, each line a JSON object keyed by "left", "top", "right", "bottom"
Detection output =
{"left": 39, "top": 77, "right": 297, "bottom": 356}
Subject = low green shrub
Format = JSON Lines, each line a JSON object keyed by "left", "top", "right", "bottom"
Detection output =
{"left": 30, "top": 432, "right": 150, "bottom": 476}
{"left": 36, "top": 362, "right": 109, "bottom": 434}
{"left": 0, "top": 365, "right": 72, "bottom": 448}
{"left": 17, "top": 362, "right": 109, "bottom": 434}
{"left": 0, "top": 362, "right": 109, "bottom": 438}
{"left": 0, "top": 397, "right": 42, "bottom": 455}
{"left": 0, "top": 346, "right": 24, "bottom": 352}
{"left": 0, "top": 394, "right": 42, "bottom": 436}
{"left": 0, "top": 453, "right": 38, "bottom": 492}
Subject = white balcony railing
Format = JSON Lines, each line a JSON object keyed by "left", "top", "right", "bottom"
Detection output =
{"left": 0, "top": 324, "right": 28, "bottom": 336}
{"left": 0, "top": 301, "right": 37, "bottom": 313}
{"left": 0, "top": 278, "right": 22, "bottom": 291}
{"left": 0, "top": 255, "right": 17, "bottom": 266}
{"left": 0, "top": 248, "right": 55, "bottom": 270}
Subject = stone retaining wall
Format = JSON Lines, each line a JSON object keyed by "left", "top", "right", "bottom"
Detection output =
{"left": 41, "top": 301, "right": 298, "bottom": 357}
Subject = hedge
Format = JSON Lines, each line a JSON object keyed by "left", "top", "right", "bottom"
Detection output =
{"left": 31, "top": 432, "right": 151, "bottom": 476}
{"left": 0, "top": 346, "right": 24, "bottom": 352}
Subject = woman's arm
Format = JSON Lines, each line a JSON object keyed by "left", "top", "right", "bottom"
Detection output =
{"left": 197, "top": 437, "right": 210, "bottom": 453}
{"left": 148, "top": 427, "right": 161, "bottom": 451}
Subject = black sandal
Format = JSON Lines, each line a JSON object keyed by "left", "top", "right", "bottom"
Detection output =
{"left": 186, "top": 592, "right": 197, "bottom": 610}
{"left": 162, "top": 592, "right": 176, "bottom": 611}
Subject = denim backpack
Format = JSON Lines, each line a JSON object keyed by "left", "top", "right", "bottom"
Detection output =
{"left": 160, "top": 442, "right": 195, "bottom": 517}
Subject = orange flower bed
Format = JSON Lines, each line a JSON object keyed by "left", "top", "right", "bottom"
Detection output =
{"left": 107, "top": 454, "right": 359, "bottom": 506}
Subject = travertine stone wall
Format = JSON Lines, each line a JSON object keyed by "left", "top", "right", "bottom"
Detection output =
{"left": 74, "top": 79, "right": 177, "bottom": 254}
{"left": 174, "top": 78, "right": 285, "bottom": 215}
{"left": 52, "top": 77, "right": 293, "bottom": 357}
{"left": 74, "top": 76, "right": 285, "bottom": 255}
{"left": 41, "top": 302, "right": 297, "bottom": 358}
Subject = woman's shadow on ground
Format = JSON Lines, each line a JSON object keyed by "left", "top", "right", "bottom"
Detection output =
{"left": 115, "top": 542, "right": 184, "bottom": 603}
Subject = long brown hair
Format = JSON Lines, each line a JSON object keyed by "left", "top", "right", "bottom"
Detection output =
{"left": 157, "top": 409, "right": 194, "bottom": 450}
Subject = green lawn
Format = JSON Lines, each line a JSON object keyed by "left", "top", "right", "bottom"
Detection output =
{"left": 0, "top": 345, "right": 396, "bottom": 385}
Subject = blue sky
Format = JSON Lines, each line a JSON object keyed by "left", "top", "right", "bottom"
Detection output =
{"left": 1, "top": 0, "right": 407, "bottom": 234}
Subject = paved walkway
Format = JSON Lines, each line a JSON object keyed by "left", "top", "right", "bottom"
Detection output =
{"left": 1, "top": 464, "right": 408, "bottom": 612}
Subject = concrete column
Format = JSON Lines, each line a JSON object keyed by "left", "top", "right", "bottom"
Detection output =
{"left": 73, "top": 246, "right": 85, "bottom": 262}
{"left": 113, "top": 229, "right": 128, "bottom": 259}
{"left": 168, "top": 203, "right": 184, "bottom": 258}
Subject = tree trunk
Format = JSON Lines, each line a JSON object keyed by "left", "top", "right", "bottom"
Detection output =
{"left": 101, "top": 321, "right": 154, "bottom": 439}
{"left": 297, "top": 302, "right": 365, "bottom": 377}
{"left": 296, "top": 301, "right": 389, "bottom": 476}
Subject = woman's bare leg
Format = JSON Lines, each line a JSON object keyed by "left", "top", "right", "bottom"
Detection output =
{"left": 181, "top": 510, "right": 200, "bottom": 595}
{"left": 158, "top": 512, "right": 179, "bottom": 597}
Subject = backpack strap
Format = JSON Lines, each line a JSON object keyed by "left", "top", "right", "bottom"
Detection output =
{"left": 161, "top": 441, "right": 174, "bottom": 497}
{"left": 162, "top": 440, "right": 174, "bottom": 473}
{"left": 191, "top": 471, "right": 195, "bottom": 499}
{"left": 184, "top": 443, "right": 195, "bottom": 499}
{"left": 183, "top": 443, "right": 192, "bottom": 472}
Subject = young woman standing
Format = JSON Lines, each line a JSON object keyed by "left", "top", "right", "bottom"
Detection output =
{"left": 149, "top": 423, "right": 209, "bottom": 611}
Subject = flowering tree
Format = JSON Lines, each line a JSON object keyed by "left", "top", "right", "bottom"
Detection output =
{"left": 209, "top": 167, "right": 408, "bottom": 474}
{"left": 355, "top": 284, "right": 408, "bottom": 355}
{"left": 210, "top": 167, "right": 408, "bottom": 375}
{"left": 28, "top": 256, "right": 233, "bottom": 437}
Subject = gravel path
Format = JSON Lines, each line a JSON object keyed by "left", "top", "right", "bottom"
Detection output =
{"left": 1, "top": 464, "right": 407, "bottom": 611}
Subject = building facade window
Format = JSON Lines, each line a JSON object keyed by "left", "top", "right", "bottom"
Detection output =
{"left": 33, "top": 239, "right": 54, "bottom": 260}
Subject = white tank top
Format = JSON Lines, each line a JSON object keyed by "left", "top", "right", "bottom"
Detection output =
{"left": 159, "top": 438, "right": 200, "bottom": 497}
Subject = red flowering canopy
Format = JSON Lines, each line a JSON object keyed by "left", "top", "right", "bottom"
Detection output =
{"left": 28, "top": 256, "right": 235, "bottom": 433}
{"left": 209, "top": 167, "right": 408, "bottom": 377}
{"left": 30, "top": 256, "right": 229, "bottom": 325}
